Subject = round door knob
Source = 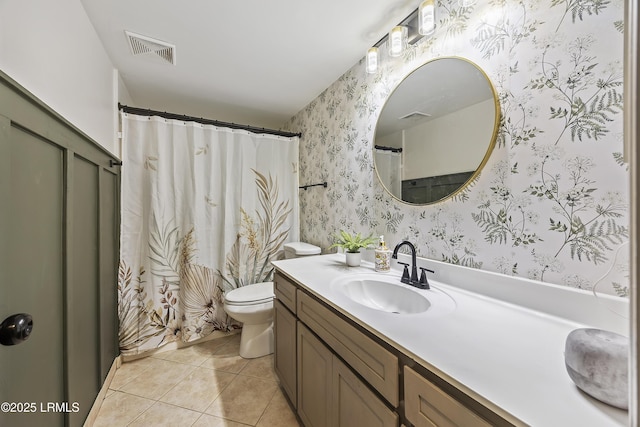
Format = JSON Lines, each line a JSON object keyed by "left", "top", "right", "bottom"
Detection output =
{"left": 0, "top": 313, "right": 33, "bottom": 346}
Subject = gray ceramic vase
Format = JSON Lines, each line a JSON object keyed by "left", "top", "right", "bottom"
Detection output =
{"left": 564, "top": 328, "right": 628, "bottom": 409}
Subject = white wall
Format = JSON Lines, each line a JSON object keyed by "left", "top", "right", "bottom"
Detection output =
{"left": 0, "top": 0, "right": 120, "bottom": 156}
{"left": 403, "top": 99, "right": 495, "bottom": 180}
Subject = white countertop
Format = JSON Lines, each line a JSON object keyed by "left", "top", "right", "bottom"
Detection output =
{"left": 272, "top": 254, "right": 629, "bottom": 427}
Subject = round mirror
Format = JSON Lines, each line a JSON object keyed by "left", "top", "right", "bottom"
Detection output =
{"left": 373, "top": 57, "right": 500, "bottom": 205}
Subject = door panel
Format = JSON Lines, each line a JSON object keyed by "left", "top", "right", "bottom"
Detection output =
{"left": 333, "top": 356, "right": 397, "bottom": 427}
{"left": 297, "top": 323, "right": 332, "bottom": 427}
{"left": 0, "top": 71, "right": 121, "bottom": 427}
{"left": 0, "top": 123, "right": 65, "bottom": 427}
{"left": 274, "top": 300, "right": 297, "bottom": 406}
{"left": 99, "top": 168, "right": 119, "bottom": 381}
{"left": 68, "top": 155, "right": 100, "bottom": 426}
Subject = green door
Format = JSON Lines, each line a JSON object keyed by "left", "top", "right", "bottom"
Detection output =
{"left": 0, "top": 71, "right": 120, "bottom": 427}
{"left": 0, "top": 117, "right": 66, "bottom": 426}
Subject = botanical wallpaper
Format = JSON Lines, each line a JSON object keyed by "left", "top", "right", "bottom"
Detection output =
{"left": 286, "top": 0, "right": 629, "bottom": 297}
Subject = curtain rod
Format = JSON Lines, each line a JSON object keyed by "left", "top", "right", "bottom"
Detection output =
{"left": 118, "top": 103, "right": 302, "bottom": 138}
{"left": 299, "top": 182, "right": 327, "bottom": 190}
{"left": 375, "top": 144, "right": 403, "bottom": 153}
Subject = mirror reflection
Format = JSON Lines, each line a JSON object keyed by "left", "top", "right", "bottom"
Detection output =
{"left": 374, "top": 57, "right": 500, "bottom": 205}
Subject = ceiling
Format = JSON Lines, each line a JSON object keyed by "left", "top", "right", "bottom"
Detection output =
{"left": 81, "top": 0, "right": 418, "bottom": 129}
{"left": 376, "top": 58, "right": 495, "bottom": 137}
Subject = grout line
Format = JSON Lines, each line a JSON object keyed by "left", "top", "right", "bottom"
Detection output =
{"left": 254, "top": 387, "right": 281, "bottom": 426}
{"left": 95, "top": 335, "right": 294, "bottom": 427}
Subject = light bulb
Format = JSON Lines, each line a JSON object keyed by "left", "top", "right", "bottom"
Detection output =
{"left": 388, "top": 26, "right": 407, "bottom": 57}
{"left": 366, "top": 47, "right": 379, "bottom": 74}
{"left": 419, "top": 0, "right": 436, "bottom": 36}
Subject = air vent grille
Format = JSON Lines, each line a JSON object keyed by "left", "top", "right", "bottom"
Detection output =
{"left": 125, "top": 31, "right": 176, "bottom": 65}
{"left": 398, "top": 111, "right": 431, "bottom": 120}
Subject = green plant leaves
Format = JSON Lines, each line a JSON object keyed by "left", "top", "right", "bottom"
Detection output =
{"left": 329, "top": 230, "right": 377, "bottom": 253}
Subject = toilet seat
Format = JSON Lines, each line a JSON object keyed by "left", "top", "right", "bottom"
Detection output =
{"left": 225, "top": 282, "right": 274, "bottom": 306}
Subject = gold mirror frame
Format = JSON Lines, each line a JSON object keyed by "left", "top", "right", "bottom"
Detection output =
{"left": 373, "top": 56, "right": 501, "bottom": 205}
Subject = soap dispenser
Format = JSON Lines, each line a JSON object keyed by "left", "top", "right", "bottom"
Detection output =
{"left": 375, "top": 236, "right": 391, "bottom": 273}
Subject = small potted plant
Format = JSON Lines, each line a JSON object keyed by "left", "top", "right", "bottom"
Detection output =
{"left": 329, "top": 230, "right": 378, "bottom": 267}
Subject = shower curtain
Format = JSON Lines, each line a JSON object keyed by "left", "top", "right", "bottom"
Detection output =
{"left": 118, "top": 113, "right": 300, "bottom": 356}
{"left": 375, "top": 149, "right": 402, "bottom": 199}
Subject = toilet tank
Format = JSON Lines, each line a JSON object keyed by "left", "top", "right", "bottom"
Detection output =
{"left": 283, "top": 242, "right": 321, "bottom": 259}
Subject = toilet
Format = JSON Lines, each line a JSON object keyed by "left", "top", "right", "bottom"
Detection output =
{"left": 223, "top": 241, "right": 321, "bottom": 358}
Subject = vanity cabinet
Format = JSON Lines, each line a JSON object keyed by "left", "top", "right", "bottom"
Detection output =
{"left": 298, "top": 323, "right": 397, "bottom": 427}
{"left": 297, "top": 323, "right": 333, "bottom": 427}
{"left": 274, "top": 300, "right": 297, "bottom": 407}
{"left": 404, "top": 366, "right": 492, "bottom": 427}
{"left": 296, "top": 290, "right": 398, "bottom": 406}
{"left": 275, "top": 272, "right": 297, "bottom": 312}
{"left": 273, "top": 271, "right": 507, "bottom": 427}
{"left": 332, "top": 350, "right": 398, "bottom": 427}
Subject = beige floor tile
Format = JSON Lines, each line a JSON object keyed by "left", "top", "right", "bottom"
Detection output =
{"left": 193, "top": 333, "right": 240, "bottom": 353}
{"left": 238, "top": 354, "right": 276, "bottom": 381}
{"left": 109, "top": 355, "right": 168, "bottom": 390}
{"left": 119, "top": 358, "right": 197, "bottom": 400}
{"left": 93, "top": 391, "right": 154, "bottom": 427}
{"left": 192, "top": 413, "right": 252, "bottom": 427}
{"left": 153, "top": 344, "right": 212, "bottom": 366}
{"left": 256, "top": 388, "right": 301, "bottom": 427}
{"left": 128, "top": 401, "right": 201, "bottom": 427}
{"left": 205, "top": 375, "right": 278, "bottom": 425}
{"left": 159, "top": 366, "right": 236, "bottom": 412}
{"left": 200, "top": 341, "right": 249, "bottom": 374}
{"left": 215, "top": 334, "right": 241, "bottom": 353}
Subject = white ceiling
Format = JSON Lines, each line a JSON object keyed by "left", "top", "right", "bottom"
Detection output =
{"left": 376, "top": 58, "right": 495, "bottom": 137}
{"left": 81, "top": 0, "right": 418, "bottom": 128}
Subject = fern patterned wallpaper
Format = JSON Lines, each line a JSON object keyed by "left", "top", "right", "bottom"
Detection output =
{"left": 285, "top": 0, "right": 629, "bottom": 297}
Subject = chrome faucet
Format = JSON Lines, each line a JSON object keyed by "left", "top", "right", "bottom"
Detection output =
{"left": 391, "top": 241, "right": 433, "bottom": 290}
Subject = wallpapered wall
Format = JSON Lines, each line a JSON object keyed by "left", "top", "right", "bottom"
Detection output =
{"left": 286, "top": 0, "right": 628, "bottom": 297}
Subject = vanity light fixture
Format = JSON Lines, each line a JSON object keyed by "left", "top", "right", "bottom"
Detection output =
{"left": 388, "top": 26, "right": 408, "bottom": 57}
{"left": 366, "top": 47, "right": 380, "bottom": 74}
{"left": 364, "top": 2, "right": 438, "bottom": 74}
{"left": 418, "top": 0, "right": 436, "bottom": 35}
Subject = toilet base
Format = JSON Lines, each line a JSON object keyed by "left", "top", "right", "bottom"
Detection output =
{"left": 239, "top": 322, "right": 273, "bottom": 358}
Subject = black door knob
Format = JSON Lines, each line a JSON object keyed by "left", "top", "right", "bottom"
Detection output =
{"left": 0, "top": 313, "right": 33, "bottom": 346}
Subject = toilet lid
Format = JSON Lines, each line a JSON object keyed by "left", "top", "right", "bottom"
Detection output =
{"left": 225, "top": 282, "right": 274, "bottom": 305}
{"left": 284, "top": 242, "right": 321, "bottom": 255}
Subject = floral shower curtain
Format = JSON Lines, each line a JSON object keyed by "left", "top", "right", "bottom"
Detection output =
{"left": 118, "top": 113, "right": 300, "bottom": 356}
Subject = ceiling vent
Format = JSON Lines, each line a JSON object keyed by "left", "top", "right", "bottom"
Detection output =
{"left": 125, "top": 31, "right": 176, "bottom": 65}
{"left": 398, "top": 111, "right": 431, "bottom": 120}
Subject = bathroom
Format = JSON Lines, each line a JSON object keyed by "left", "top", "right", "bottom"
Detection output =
{"left": 1, "top": 0, "right": 639, "bottom": 426}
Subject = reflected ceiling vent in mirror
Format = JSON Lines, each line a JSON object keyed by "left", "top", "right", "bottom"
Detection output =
{"left": 398, "top": 111, "right": 431, "bottom": 120}
{"left": 125, "top": 31, "right": 176, "bottom": 65}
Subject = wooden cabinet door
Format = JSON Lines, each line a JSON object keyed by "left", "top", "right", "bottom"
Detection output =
{"left": 332, "top": 356, "right": 398, "bottom": 427}
{"left": 274, "top": 273, "right": 297, "bottom": 313}
{"left": 297, "top": 290, "right": 399, "bottom": 406}
{"left": 404, "top": 366, "right": 492, "bottom": 427}
{"left": 274, "top": 300, "right": 297, "bottom": 407}
{"left": 297, "top": 323, "right": 332, "bottom": 427}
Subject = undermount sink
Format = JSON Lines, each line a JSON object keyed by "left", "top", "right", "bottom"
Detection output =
{"left": 330, "top": 273, "right": 456, "bottom": 315}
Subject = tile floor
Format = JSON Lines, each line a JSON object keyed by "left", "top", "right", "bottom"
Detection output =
{"left": 92, "top": 334, "right": 301, "bottom": 426}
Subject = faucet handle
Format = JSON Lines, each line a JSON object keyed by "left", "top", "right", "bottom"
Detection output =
{"left": 397, "top": 262, "right": 411, "bottom": 284}
{"left": 418, "top": 267, "right": 434, "bottom": 290}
